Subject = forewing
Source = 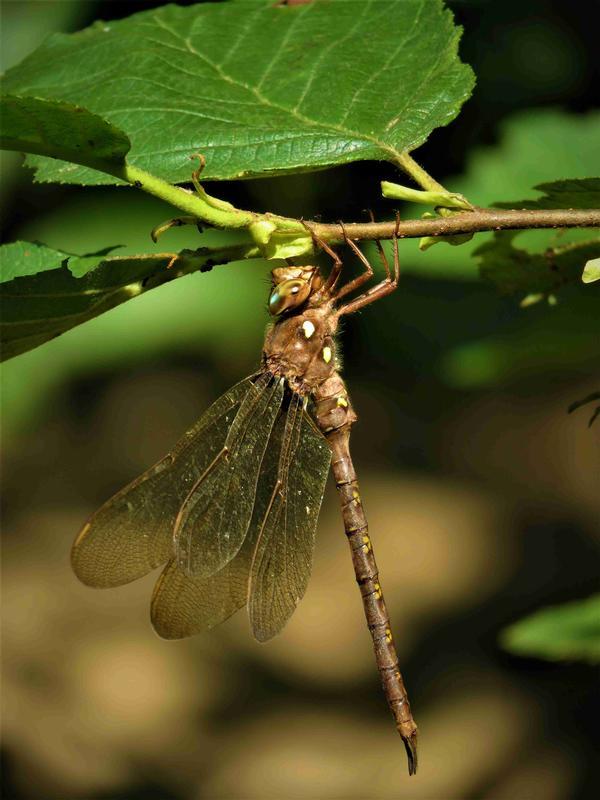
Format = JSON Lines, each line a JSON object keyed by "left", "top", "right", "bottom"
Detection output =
{"left": 174, "top": 375, "right": 284, "bottom": 578}
{"left": 71, "top": 378, "right": 253, "bottom": 588}
{"left": 151, "top": 397, "right": 288, "bottom": 639}
{"left": 249, "top": 396, "right": 331, "bottom": 642}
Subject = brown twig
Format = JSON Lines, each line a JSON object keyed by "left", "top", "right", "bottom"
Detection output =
{"left": 307, "top": 207, "right": 600, "bottom": 242}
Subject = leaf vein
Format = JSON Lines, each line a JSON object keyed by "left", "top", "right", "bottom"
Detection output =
{"left": 291, "top": 1, "right": 371, "bottom": 115}
{"left": 337, "top": 0, "right": 425, "bottom": 127}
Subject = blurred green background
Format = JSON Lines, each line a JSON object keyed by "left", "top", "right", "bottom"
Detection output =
{"left": 1, "top": 1, "right": 599, "bottom": 799}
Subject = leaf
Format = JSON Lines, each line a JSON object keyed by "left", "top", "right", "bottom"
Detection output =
{"left": 0, "top": 241, "right": 69, "bottom": 283}
{"left": 475, "top": 231, "right": 600, "bottom": 295}
{"left": 0, "top": 94, "right": 130, "bottom": 175}
{"left": 457, "top": 112, "right": 600, "bottom": 208}
{"left": 493, "top": 177, "right": 600, "bottom": 211}
{"left": 582, "top": 257, "right": 600, "bottom": 284}
{"left": 474, "top": 177, "right": 600, "bottom": 295}
{"left": 500, "top": 595, "right": 600, "bottom": 664}
{"left": 0, "top": 241, "right": 122, "bottom": 285}
{"left": 0, "top": 188, "right": 269, "bottom": 440}
{"left": 0, "top": 242, "right": 256, "bottom": 361}
{"left": 0, "top": 0, "right": 474, "bottom": 185}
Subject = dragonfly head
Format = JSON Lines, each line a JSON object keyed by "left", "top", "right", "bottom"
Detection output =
{"left": 268, "top": 265, "right": 322, "bottom": 315}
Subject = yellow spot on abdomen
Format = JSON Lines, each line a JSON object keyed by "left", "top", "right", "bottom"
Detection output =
{"left": 322, "top": 346, "right": 332, "bottom": 363}
{"left": 362, "top": 534, "right": 372, "bottom": 552}
{"left": 385, "top": 628, "right": 393, "bottom": 643}
{"left": 337, "top": 395, "right": 348, "bottom": 408}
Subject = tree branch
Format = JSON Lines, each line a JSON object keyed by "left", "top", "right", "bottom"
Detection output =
{"left": 308, "top": 207, "right": 600, "bottom": 242}
{"left": 110, "top": 161, "right": 599, "bottom": 252}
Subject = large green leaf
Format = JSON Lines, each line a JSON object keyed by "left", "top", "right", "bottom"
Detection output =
{"left": 476, "top": 231, "right": 600, "bottom": 296}
{"left": 0, "top": 242, "right": 256, "bottom": 361}
{"left": 0, "top": 94, "right": 130, "bottom": 173}
{"left": 0, "top": 0, "right": 92, "bottom": 205}
{"left": 474, "top": 177, "right": 600, "bottom": 296}
{"left": 501, "top": 595, "right": 600, "bottom": 664}
{"left": 1, "top": 0, "right": 474, "bottom": 185}
{"left": 494, "top": 177, "right": 600, "bottom": 211}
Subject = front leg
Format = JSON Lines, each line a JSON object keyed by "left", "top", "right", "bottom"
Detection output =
{"left": 300, "top": 221, "right": 343, "bottom": 293}
{"left": 336, "top": 217, "right": 401, "bottom": 317}
{"left": 334, "top": 223, "right": 375, "bottom": 301}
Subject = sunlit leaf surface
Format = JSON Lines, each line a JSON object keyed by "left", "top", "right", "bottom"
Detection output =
{"left": 0, "top": 241, "right": 70, "bottom": 283}
{"left": 1, "top": 0, "right": 474, "bottom": 184}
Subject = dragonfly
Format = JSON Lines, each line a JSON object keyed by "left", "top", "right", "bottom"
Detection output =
{"left": 72, "top": 222, "right": 418, "bottom": 774}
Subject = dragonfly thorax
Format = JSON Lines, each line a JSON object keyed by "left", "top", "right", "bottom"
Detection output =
{"left": 262, "top": 303, "right": 339, "bottom": 396}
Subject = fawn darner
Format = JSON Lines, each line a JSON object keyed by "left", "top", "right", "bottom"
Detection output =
{"left": 72, "top": 223, "right": 419, "bottom": 774}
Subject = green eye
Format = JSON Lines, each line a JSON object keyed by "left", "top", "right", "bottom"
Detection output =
{"left": 268, "top": 279, "right": 309, "bottom": 315}
{"left": 269, "top": 290, "right": 280, "bottom": 311}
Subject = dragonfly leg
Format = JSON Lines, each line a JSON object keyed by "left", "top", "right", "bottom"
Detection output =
{"left": 333, "top": 222, "right": 375, "bottom": 301}
{"left": 336, "top": 214, "right": 401, "bottom": 318}
{"left": 301, "top": 220, "right": 343, "bottom": 293}
{"left": 371, "top": 212, "right": 392, "bottom": 282}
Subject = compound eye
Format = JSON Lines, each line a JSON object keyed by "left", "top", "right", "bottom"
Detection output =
{"left": 269, "top": 279, "right": 310, "bottom": 315}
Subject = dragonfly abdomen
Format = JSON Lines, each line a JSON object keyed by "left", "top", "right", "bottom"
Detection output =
{"left": 315, "top": 393, "right": 419, "bottom": 774}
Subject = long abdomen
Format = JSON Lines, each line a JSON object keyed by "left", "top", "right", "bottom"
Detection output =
{"left": 313, "top": 377, "right": 418, "bottom": 774}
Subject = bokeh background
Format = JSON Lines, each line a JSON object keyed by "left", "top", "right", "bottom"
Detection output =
{"left": 1, "top": 1, "right": 599, "bottom": 798}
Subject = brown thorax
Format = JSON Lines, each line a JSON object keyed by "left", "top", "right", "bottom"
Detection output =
{"left": 263, "top": 264, "right": 338, "bottom": 396}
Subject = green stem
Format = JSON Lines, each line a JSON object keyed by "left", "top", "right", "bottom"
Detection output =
{"left": 107, "top": 163, "right": 307, "bottom": 236}
{"left": 113, "top": 164, "right": 256, "bottom": 228}
{"left": 393, "top": 152, "right": 447, "bottom": 193}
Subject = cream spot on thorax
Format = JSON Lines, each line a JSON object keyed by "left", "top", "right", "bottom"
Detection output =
{"left": 322, "top": 346, "right": 332, "bottom": 363}
{"left": 302, "top": 320, "right": 315, "bottom": 339}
